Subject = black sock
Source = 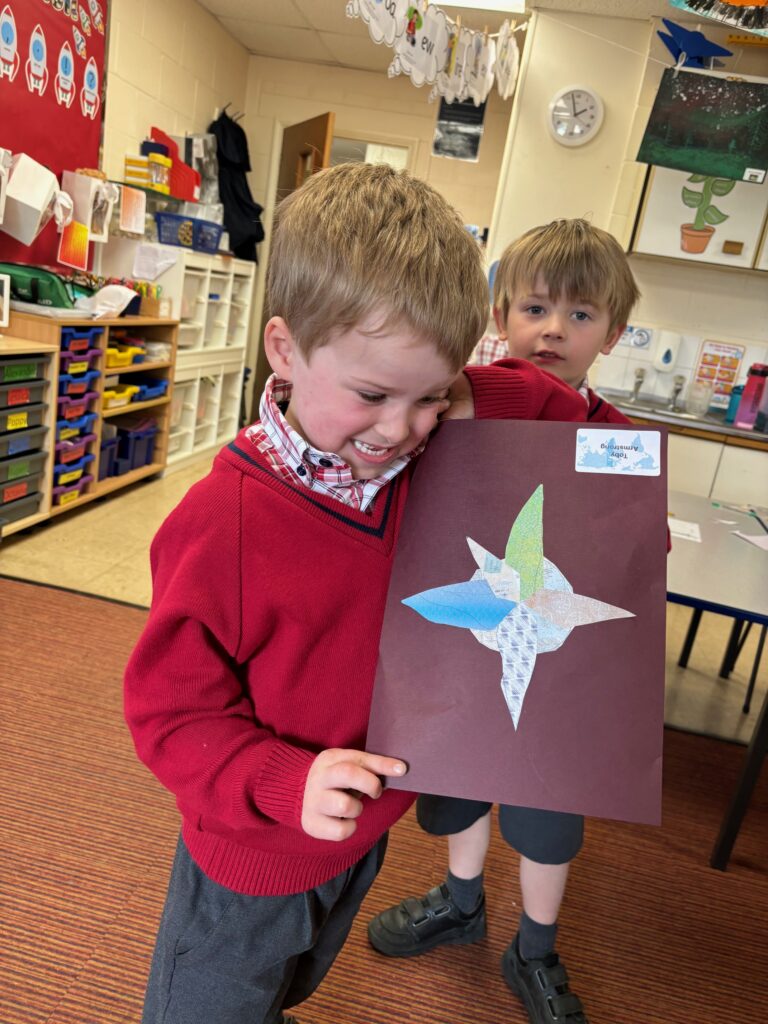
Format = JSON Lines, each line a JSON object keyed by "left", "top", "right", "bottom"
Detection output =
{"left": 446, "top": 870, "right": 483, "bottom": 914}
{"left": 518, "top": 910, "right": 558, "bottom": 961}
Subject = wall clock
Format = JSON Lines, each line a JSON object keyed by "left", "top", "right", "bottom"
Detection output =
{"left": 548, "top": 85, "right": 604, "bottom": 147}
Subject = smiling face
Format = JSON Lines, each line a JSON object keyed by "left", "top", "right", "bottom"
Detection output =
{"left": 495, "top": 275, "right": 623, "bottom": 389}
{"left": 264, "top": 314, "right": 457, "bottom": 480}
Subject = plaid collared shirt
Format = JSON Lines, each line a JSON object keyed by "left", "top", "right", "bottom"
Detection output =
{"left": 470, "top": 334, "right": 591, "bottom": 404}
{"left": 244, "top": 375, "right": 422, "bottom": 513}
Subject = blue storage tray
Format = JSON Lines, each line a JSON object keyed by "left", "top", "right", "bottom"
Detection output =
{"left": 60, "top": 326, "right": 105, "bottom": 352}
{"left": 58, "top": 370, "right": 101, "bottom": 397}
{"left": 53, "top": 453, "right": 95, "bottom": 482}
{"left": 134, "top": 379, "right": 169, "bottom": 402}
{"left": 56, "top": 412, "right": 98, "bottom": 442}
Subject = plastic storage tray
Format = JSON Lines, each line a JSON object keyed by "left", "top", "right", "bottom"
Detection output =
{"left": 58, "top": 370, "right": 100, "bottom": 397}
{"left": 0, "top": 425, "right": 48, "bottom": 458}
{"left": 53, "top": 453, "right": 95, "bottom": 486}
{"left": 0, "top": 403, "right": 46, "bottom": 434}
{"left": 55, "top": 433, "right": 96, "bottom": 464}
{"left": 56, "top": 413, "right": 97, "bottom": 442}
{"left": 2, "top": 470, "right": 43, "bottom": 505}
{"left": 0, "top": 379, "right": 47, "bottom": 409}
{"left": 59, "top": 349, "right": 100, "bottom": 373}
{"left": 0, "top": 490, "right": 43, "bottom": 530}
{"left": 0, "top": 449, "right": 47, "bottom": 484}
{"left": 134, "top": 379, "right": 169, "bottom": 402}
{"left": 57, "top": 392, "right": 98, "bottom": 420}
{"left": 103, "top": 384, "right": 140, "bottom": 409}
{"left": 115, "top": 420, "right": 158, "bottom": 473}
{"left": 99, "top": 436, "right": 118, "bottom": 480}
{"left": 105, "top": 346, "right": 145, "bottom": 368}
{"left": 60, "top": 326, "right": 105, "bottom": 352}
{"left": 52, "top": 473, "right": 93, "bottom": 507}
{"left": 0, "top": 356, "right": 47, "bottom": 384}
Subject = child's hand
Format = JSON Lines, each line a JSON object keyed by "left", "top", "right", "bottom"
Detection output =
{"left": 301, "top": 748, "right": 407, "bottom": 841}
{"left": 440, "top": 371, "right": 475, "bottom": 421}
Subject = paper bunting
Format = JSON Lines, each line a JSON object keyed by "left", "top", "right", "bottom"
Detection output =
{"left": 346, "top": 3, "right": 522, "bottom": 103}
{"left": 403, "top": 485, "right": 635, "bottom": 728}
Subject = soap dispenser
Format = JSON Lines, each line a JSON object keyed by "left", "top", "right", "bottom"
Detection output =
{"left": 653, "top": 331, "right": 682, "bottom": 373}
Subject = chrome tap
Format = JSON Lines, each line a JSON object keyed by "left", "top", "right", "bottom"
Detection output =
{"left": 627, "top": 367, "right": 645, "bottom": 403}
{"left": 668, "top": 374, "right": 686, "bottom": 412}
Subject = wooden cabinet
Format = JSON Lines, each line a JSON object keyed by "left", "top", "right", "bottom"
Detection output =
{"left": 3, "top": 312, "right": 178, "bottom": 527}
{"left": 632, "top": 166, "right": 768, "bottom": 271}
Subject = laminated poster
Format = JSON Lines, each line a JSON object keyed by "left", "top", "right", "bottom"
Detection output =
{"left": 367, "top": 420, "right": 668, "bottom": 825}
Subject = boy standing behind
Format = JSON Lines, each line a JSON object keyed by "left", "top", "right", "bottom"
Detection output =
{"left": 368, "top": 219, "right": 641, "bottom": 1024}
{"left": 124, "top": 166, "right": 589, "bottom": 1024}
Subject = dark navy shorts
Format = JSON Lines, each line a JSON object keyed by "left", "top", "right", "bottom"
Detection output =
{"left": 416, "top": 794, "right": 583, "bottom": 866}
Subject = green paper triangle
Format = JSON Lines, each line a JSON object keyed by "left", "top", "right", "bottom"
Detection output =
{"left": 505, "top": 485, "right": 544, "bottom": 601}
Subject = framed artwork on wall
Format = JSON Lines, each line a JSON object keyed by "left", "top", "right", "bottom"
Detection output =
{"left": 632, "top": 165, "right": 768, "bottom": 269}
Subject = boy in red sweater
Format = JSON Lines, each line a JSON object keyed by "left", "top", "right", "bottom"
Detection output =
{"left": 368, "top": 218, "right": 641, "bottom": 1024}
{"left": 124, "top": 163, "right": 589, "bottom": 1024}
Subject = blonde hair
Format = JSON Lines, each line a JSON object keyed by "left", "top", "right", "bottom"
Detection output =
{"left": 267, "top": 163, "right": 488, "bottom": 371}
{"left": 493, "top": 219, "right": 640, "bottom": 331}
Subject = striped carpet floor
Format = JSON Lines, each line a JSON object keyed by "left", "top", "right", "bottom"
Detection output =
{"left": 1, "top": 577, "right": 766, "bottom": 1024}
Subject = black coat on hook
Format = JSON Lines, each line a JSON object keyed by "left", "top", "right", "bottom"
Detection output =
{"left": 209, "top": 109, "right": 265, "bottom": 263}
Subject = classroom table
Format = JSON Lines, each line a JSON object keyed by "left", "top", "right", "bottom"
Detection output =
{"left": 666, "top": 490, "right": 768, "bottom": 870}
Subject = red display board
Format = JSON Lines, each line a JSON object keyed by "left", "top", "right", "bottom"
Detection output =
{"left": 0, "top": 0, "right": 108, "bottom": 267}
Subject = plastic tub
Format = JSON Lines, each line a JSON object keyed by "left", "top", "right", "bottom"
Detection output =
{"left": 117, "top": 420, "right": 158, "bottom": 470}
{"left": 0, "top": 379, "right": 47, "bottom": 409}
{"left": 98, "top": 436, "right": 118, "bottom": 480}
{"left": 60, "top": 326, "right": 105, "bottom": 352}
{"left": 58, "top": 370, "right": 100, "bottom": 397}
{"left": 56, "top": 413, "right": 97, "bottom": 442}
{"left": 0, "top": 403, "right": 46, "bottom": 434}
{"left": 0, "top": 356, "right": 48, "bottom": 384}
{"left": 52, "top": 473, "right": 93, "bottom": 507}
{"left": 2, "top": 471, "right": 43, "bottom": 505}
{"left": 53, "top": 453, "right": 95, "bottom": 486}
{"left": 0, "top": 425, "right": 48, "bottom": 458}
{"left": 0, "top": 449, "right": 47, "bottom": 484}
{"left": 57, "top": 392, "right": 98, "bottom": 421}
{"left": 0, "top": 490, "right": 43, "bottom": 530}
{"left": 60, "top": 349, "right": 100, "bottom": 373}
{"left": 103, "top": 384, "right": 140, "bottom": 409}
{"left": 55, "top": 433, "right": 96, "bottom": 465}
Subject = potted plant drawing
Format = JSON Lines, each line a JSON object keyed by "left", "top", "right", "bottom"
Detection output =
{"left": 680, "top": 174, "right": 735, "bottom": 254}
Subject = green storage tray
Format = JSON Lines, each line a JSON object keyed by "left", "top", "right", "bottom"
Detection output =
{"left": 0, "top": 490, "right": 43, "bottom": 531}
{"left": 0, "top": 379, "right": 47, "bottom": 410}
{"left": 0, "top": 356, "right": 48, "bottom": 384}
{"left": 0, "top": 449, "right": 47, "bottom": 484}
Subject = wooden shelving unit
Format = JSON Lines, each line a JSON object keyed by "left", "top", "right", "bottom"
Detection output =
{"left": 3, "top": 311, "right": 178, "bottom": 530}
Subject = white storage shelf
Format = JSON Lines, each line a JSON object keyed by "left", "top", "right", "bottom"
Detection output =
{"left": 667, "top": 433, "right": 768, "bottom": 506}
{"left": 96, "top": 240, "right": 256, "bottom": 471}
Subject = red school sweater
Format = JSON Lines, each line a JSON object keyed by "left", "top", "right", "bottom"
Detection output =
{"left": 124, "top": 361, "right": 587, "bottom": 896}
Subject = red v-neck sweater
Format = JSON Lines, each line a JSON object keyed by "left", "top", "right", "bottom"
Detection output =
{"left": 124, "top": 361, "right": 586, "bottom": 895}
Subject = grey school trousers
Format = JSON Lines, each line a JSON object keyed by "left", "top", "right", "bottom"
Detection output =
{"left": 142, "top": 833, "right": 388, "bottom": 1024}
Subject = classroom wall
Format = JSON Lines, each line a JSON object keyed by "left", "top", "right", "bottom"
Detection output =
{"left": 490, "top": 9, "right": 768, "bottom": 352}
{"left": 242, "top": 55, "right": 513, "bottom": 228}
{"left": 101, "top": 0, "right": 250, "bottom": 182}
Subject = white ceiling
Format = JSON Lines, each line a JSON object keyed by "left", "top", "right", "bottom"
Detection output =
{"left": 197, "top": 1, "right": 678, "bottom": 73}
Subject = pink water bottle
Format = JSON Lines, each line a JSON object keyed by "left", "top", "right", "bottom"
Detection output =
{"left": 734, "top": 363, "right": 768, "bottom": 430}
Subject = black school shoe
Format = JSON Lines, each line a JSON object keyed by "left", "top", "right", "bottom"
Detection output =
{"left": 367, "top": 883, "right": 486, "bottom": 957}
{"left": 502, "top": 934, "right": 589, "bottom": 1023}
